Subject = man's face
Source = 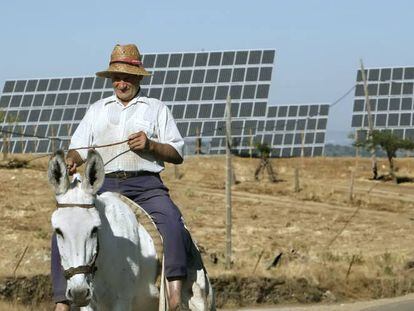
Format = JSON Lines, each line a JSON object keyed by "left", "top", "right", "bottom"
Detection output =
{"left": 111, "top": 73, "right": 142, "bottom": 103}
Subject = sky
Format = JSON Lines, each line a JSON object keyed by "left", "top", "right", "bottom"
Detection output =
{"left": 0, "top": 0, "right": 413, "bottom": 144}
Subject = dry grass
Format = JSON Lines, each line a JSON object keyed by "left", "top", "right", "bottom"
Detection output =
{"left": 0, "top": 301, "right": 51, "bottom": 310}
{"left": 1, "top": 154, "right": 414, "bottom": 308}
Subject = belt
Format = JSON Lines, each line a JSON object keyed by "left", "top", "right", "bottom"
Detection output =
{"left": 105, "top": 171, "right": 159, "bottom": 179}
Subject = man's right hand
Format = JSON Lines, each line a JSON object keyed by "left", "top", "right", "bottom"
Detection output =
{"left": 66, "top": 157, "right": 77, "bottom": 176}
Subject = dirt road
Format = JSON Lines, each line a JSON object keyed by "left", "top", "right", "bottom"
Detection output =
{"left": 221, "top": 293, "right": 414, "bottom": 310}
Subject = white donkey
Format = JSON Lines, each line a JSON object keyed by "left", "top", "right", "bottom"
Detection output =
{"left": 48, "top": 149, "right": 215, "bottom": 310}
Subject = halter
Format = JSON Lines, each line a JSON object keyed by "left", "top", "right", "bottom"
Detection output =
{"left": 56, "top": 202, "right": 99, "bottom": 280}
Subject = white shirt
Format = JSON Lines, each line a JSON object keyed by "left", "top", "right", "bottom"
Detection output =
{"left": 69, "top": 94, "right": 184, "bottom": 174}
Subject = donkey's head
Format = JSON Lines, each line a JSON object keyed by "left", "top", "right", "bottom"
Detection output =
{"left": 48, "top": 149, "right": 105, "bottom": 307}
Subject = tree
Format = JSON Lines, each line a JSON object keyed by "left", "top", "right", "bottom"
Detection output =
{"left": 356, "top": 130, "right": 414, "bottom": 180}
{"left": 254, "top": 143, "right": 277, "bottom": 182}
{"left": 256, "top": 142, "right": 271, "bottom": 158}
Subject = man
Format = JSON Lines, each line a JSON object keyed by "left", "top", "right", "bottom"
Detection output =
{"left": 52, "top": 44, "right": 190, "bottom": 311}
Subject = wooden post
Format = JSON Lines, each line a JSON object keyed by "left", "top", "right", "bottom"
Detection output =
{"left": 51, "top": 126, "right": 55, "bottom": 152}
{"left": 20, "top": 127, "right": 24, "bottom": 153}
{"left": 349, "top": 131, "right": 360, "bottom": 204}
{"left": 295, "top": 126, "right": 306, "bottom": 193}
{"left": 34, "top": 125, "right": 40, "bottom": 153}
{"left": 2, "top": 133, "right": 8, "bottom": 161}
{"left": 300, "top": 131, "right": 305, "bottom": 158}
{"left": 294, "top": 167, "right": 300, "bottom": 193}
{"left": 249, "top": 128, "right": 253, "bottom": 158}
{"left": 225, "top": 95, "right": 232, "bottom": 270}
{"left": 195, "top": 127, "right": 201, "bottom": 155}
{"left": 360, "top": 59, "right": 378, "bottom": 180}
{"left": 348, "top": 170, "right": 355, "bottom": 204}
{"left": 67, "top": 123, "right": 71, "bottom": 138}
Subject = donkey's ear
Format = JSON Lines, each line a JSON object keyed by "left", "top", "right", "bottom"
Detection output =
{"left": 82, "top": 149, "right": 105, "bottom": 195}
{"left": 48, "top": 150, "right": 70, "bottom": 195}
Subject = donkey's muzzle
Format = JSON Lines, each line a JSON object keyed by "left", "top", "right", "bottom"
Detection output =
{"left": 67, "top": 286, "right": 92, "bottom": 307}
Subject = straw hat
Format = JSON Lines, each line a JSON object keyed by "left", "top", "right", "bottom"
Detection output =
{"left": 96, "top": 44, "right": 151, "bottom": 78}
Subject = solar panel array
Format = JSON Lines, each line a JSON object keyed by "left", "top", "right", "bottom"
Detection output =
{"left": 0, "top": 49, "right": 330, "bottom": 157}
{"left": 259, "top": 103, "right": 329, "bottom": 157}
{"left": 351, "top": 66, "right": 414, "bottom": 140}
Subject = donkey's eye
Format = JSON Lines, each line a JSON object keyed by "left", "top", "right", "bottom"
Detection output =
{"left": 55, "top": 228, "right": 64, "bottom": 238}
{"left": 91, "top": 227, "right": 98, "bottom": 237}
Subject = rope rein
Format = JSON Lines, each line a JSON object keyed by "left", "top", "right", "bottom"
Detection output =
{"left": 71, "top": 139, "right": 129, "bottom": 151}
{"left": 27, "top": 138, "right": 131, "bottom": 164}
{"left": 71, "top": 139, "right": 131, "bottom": 167}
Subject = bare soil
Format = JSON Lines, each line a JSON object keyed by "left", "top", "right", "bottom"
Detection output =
{"left": 1, "top": 154, "right": 414, "bottom": 309}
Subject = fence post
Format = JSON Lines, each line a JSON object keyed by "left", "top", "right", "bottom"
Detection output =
{"left": 249, "top": 128, "right": 253, "bottom": 158}
{"left": 195, "top": 127, "right": 201, "bottom": 155}
{"left": 225, "top": 95, "right": 232, "bottom": 270}
{"left": 2, "top": 133, "right": 8, "bottom": 160}
{"left": 360, "top": 59, "right": 378, "bottom": 180}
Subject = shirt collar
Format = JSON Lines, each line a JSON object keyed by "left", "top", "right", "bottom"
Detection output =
{"left": 104, "top": 91, "right": 149, "bottom": 107}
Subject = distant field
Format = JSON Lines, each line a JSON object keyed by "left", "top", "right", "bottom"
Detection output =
{"left": 1, "top": 154, "right": 414, "bottom": 308}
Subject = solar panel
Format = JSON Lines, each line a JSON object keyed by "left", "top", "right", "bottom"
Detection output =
{"left": 14, "top": 81, "right": 26, "bottom": 92}
{"left": 178, "top": 70, "right": 192, "bottom": 84}
{"left": 239, "top": 102, "right": 252, "bottom": 117}
{"left": 169, "top": 54, "right": 182, "bottom": 67}
{"left": 215, "top": 86, "right": 229, "bottom": 100}
{"left": 352, "top": 65, "right": 414, "bottom": 141}
{"left": 218, "top": 69, "right": 231, "bottom": 83}
{"left": 198, "top": 104, "right": 212, "bottom": 118}
{"left": 235, "top": 51, "right": 248, "bottom": 65}
{"left": 205, "top": 69, "right": 218, "bottom": 83}
{"left": 3, "top": 81, "right": 14, "bottom": 93}
{"left": 143, "top": 54, "right": 156, "bottom": 68}
{"left": 212, "top": 103, "right": 225, "bottom": 118}
{"left": 155, "top": 54, "right": 169, "bottom": 68}
{"left": 182, "top": 53, "right": 195, "bottom": 67}
{"left": 72, "top": 78, "right": 83, "bottom": 90}
{"left": 222, "top": 52, "right": 235, "bottom": 66}
{"left": 246, "top": 67, "right": 259, "bottom": 81}
{"left": 0, "top": 49, "right": 330, "bottom": 157}
{"left": 184, "top": 104, "right": 199, "bottom": 119}
{"left": 202, "top": 121, "right": 216, "bottom": 136}
{"left": 192, "top": 70, "right": 205, "bottom": 84}
{"left": 208, "top": 52, "right": 221, "bottom": 66}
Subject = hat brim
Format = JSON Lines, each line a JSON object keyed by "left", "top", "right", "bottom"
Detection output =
{"left": 96, "top": 63, "right": 151, "bottom": 78}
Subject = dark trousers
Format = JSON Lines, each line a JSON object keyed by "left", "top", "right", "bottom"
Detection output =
{"left": 51, "top": 173, "right": 191, "bottom": 303}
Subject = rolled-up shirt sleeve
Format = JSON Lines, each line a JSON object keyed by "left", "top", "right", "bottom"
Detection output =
{"left": 158, "top": 104, "right": 184, "bottom": 158}
{"left": 68, "top": 105, "right": 95, "bottom": 161}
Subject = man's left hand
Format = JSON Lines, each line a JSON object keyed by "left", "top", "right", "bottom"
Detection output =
{"left": 128, "top": 131, "right": 152, "bottom": 153}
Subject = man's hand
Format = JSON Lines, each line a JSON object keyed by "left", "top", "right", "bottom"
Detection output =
{"left": 128, "top": 131, "right": 183, "bottom": 164}
{"left": 128, "top": 131, "right": 152, "bottom": 153}
{"left": 66, "top": 157, "right": 77, "bottom": 176}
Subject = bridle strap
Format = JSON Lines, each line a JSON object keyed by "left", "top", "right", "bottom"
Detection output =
{"left": 56, "top": 203, "right": 95, "bottom": 209}
{"left": 63, "top": 241, "right": 99, "bottom": 279}
{"left": 64, "top": 265, "right": 97, "bottom": 280}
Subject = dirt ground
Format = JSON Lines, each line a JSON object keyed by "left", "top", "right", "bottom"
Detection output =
{"left": 1, "top": 154, "right": 414, "bottom": 309}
